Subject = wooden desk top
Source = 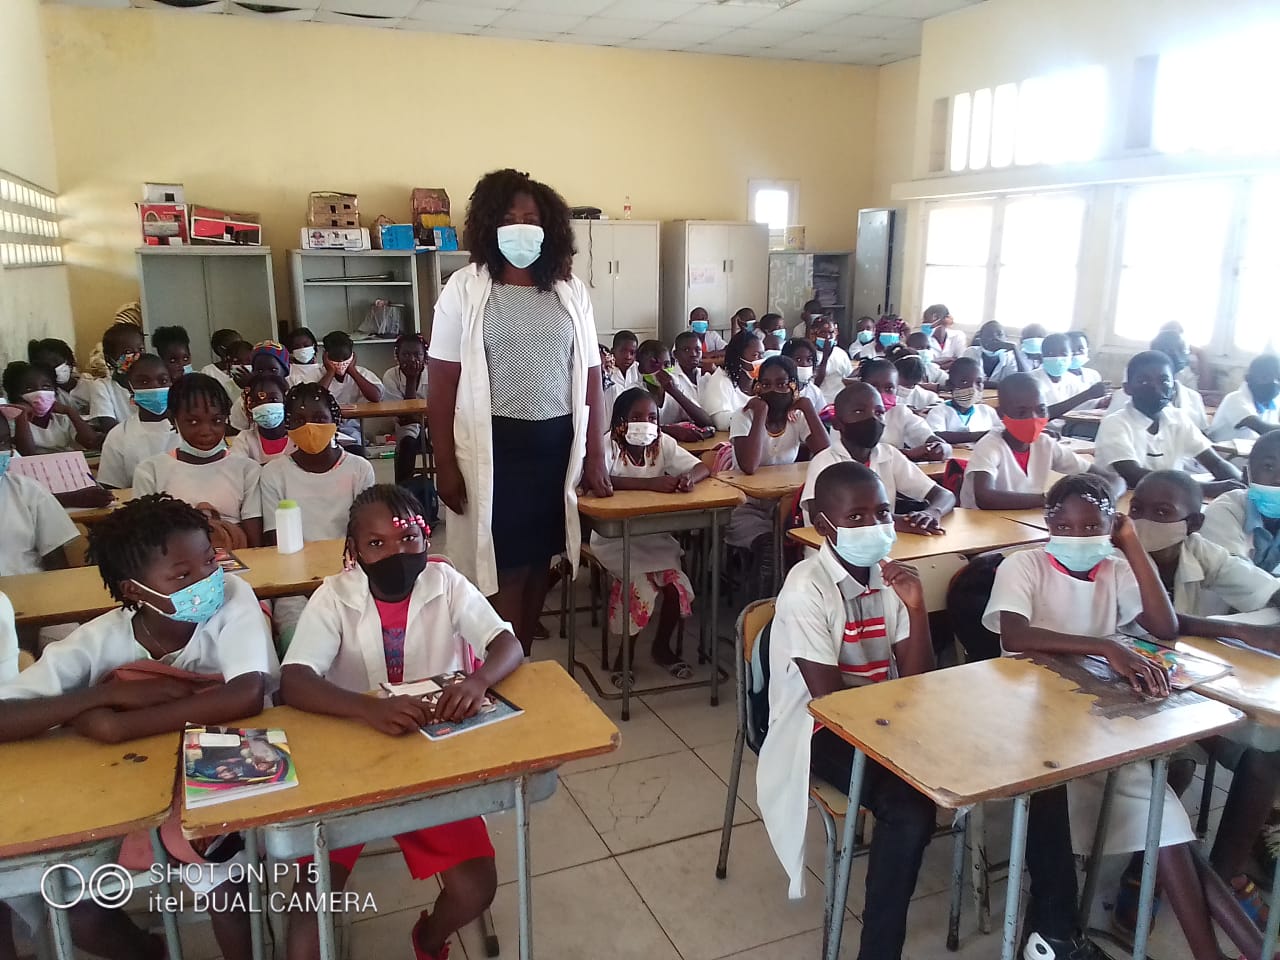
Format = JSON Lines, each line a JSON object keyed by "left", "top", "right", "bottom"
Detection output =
{"left": 717, "top": 463, "right": 810, "bottom": 500}
{"left": 1, "top": 539, "right": 344, "bottom": 627}
{"left": 183, "top": 661, "right": 619, "bottom": 837}
{"left": 1213, "top": 438, "right": 1255, "bottom": 459}
{"left": 1179, "top": 636, "right": 1280, "bottom": 726}
{"left": 577, "top": 478, "right": 745, "bottom": 520}
{"left": 787, "top": 508, "right": 1047, "bottom": 561}
{"left": 678, "top": 431, "right": 729, "bottom": 454}
{"left": 339, "top": 399, "right": 427, "bottom": 419}
{"left": 65, "top": 488, "right": 134, "bottom": 525}
{"left": 810, "top": 656, "right": 1242, "bottom": 808}
{"left": 1063, "top": 409, "right": 1107, "bottom": 424}
{"left": 0, "top": 728, "right": 176, "bottom": 858}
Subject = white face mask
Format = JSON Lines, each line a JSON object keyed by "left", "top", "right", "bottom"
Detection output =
{"left": 795, "top": 364, "right": 814, "bottom": 384}
{"left": 1132, "top": 517, "right": 1190, "bottom": 553}
{"left": 54, "top": 363, "right": 73, "bottom": 385}
{"left": 624, "top": 422, "right": 659, "bottom": 446}
{"left": 292, "top": 346, "right": 316, "bottom": 364}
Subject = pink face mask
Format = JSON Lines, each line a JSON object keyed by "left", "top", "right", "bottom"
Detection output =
{"left": 331, "top": 357, "right": 354, "bottom": 376}
{"left": 880, "top": 390, "right": 898, "bottom": 410}
{"left": 23, "top": 390, "right": 56, "bottom": 416}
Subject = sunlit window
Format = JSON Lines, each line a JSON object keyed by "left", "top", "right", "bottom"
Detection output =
{"left": 0, "top": 173, "right": 62, "bottom": 267}
{"left": 994, "top": 195, "right": 1086, "bottom": 331}
{"left": 921, "top": 203, "right": 993, "bottom": 326}
{"left": 1234, "top": 176, "right": 1280, "bottom": 353}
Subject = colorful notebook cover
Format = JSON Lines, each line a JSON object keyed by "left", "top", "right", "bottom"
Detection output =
{"left": 381, "top": 672, "right": 523, "bottom": 741}
{"left": 1095, "top": 637, "right": 1233, "bottom": 690}
{"left": 183, "top": 725, "right": 298, "bottom": 809}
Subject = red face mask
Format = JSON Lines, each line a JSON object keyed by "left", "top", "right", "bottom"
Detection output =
{"left": 879, "top": 390, "right": 898, "bottom": 410}
{"left": 1002, "top": 416, "right": 1048, "bottom": 444}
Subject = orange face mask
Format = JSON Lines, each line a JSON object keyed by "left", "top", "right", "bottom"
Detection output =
{"left": 288, "top": 422, "right": 338, "bottom": 454}
{"left": 1001, "top": 416, "right": 1048, "bottom": 445}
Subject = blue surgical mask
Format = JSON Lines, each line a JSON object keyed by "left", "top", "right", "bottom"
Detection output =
{"left": 1248, "top": 483, "right": 1280, "bottom": 520}
{"left": 821, "top": 513, "right": 897, "bottom": 566}
{"left": 1069, "top": 352, "right": 1088, "bottom": 371}
{"left": 857, "top": 331, "right": 875, "bottom": 345}
{"left": 763, "top": 349, "right": 782, "bottom": 359}
{"left": 177, "top": 437, "right": 228, "bottom": 459}
{"left": 1041, "top": 356, "right": 1070, "bottom": 378}
{"left": 0, "top": 450, "right": 9, "bottom": 482}
{"left": 1021, "top": 338, "right": 1044, "bottom": 356}
{"left": 916, "top": 349, "right": 934, "bottom": 364}
{"left": 132, "top": 387, "right": 170, "bottom": 416}
{"left": 879, "top": 333, "right": 900, "bottom": 348}
{"left": 982, "top": 347, "right": 1005, "bottom": 359}
{"left": 251, "top": 402, "right": 285, "bottom": 430}
{"left": 133, "top": 566, "right": 226, "bottom": 624}
{"left": 1045, "top": 535, "right": 1114, "bottom": 573}
{"left": 691, "top": 320, "right": 709, "bottom": 335}
{"left": 182, "top": 364, "right": 194, "bottom": 376}
{"left": 814, "top": 337, "right": 830, "bottom": 350}
{"left": 921, "top": 323, "right": 934, "bottom": 338}
{"left": 496, "top": 223, "right": 544, "bottom": 269}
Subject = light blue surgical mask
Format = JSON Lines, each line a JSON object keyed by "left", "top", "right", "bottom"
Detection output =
{"left": 921, "top": 323, "right": 934, "bottom": 338}
{"left": 821, "top": 513, "right": 897, "bottom": 566}
{"left": 1045, "top": 535, "right": 1114, "bottom": 573}
{"left": 879, "top": 333, "right": 900, "bottom": 348}
{"left": 1021, "top": 337, "right": 1044, "bottom": 356}
{"left": 132, "top": 387, "right": 169, "bottom": 416}
{"left": 1069, "top": 352, "right": 1088, "bottom": 371}
{"left": 916, "top": 349, "right": 934, "bottom": 364}
{"left": 251, "top": 402, "right": 285, "bottom": 430}
{"left": 763, "top": 349, "right": 782, "bottom": 359}
{"left": 132, "top": 566, "right": 226, "bottom": 624}
{"left": 857, "top": 331, "right": 875, "bottom": 345}
{"left": 691, "top": 320, "right": 709, "bottom": 335}
{"left": 1041, "top": 356, "right": 1071, "bottom": 378}
{"left": 177, "top": 437, "right": 228, "bottom": 459}
{"left": 0, "top": 450, "right": 10, "bottom": 482}
{"left": 292, "top": 346, "right": 316, "bottom": 364}
{"left": 1248, "top": 483, "right": 1280, "bottom": 520}
{"left": 982, "top": 347, "right": 1005, "bottom": 359}
{"left": 182, "top": 364, "right": 194, "bottom": 376}
{"left": 814, "top": 337, "right": 830, "bottom": 351}
{"left": 496, "top": 223, "right": 544, "bottom": 269}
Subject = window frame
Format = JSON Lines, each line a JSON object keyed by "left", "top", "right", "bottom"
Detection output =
{"left": 0, "top": 171, "right": 63, "bottom": 269}
{"left": 748, "top": 178, "right": 800, "bottom": 249}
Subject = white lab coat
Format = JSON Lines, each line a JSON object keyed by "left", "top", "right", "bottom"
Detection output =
{"left": 429, "top": 264, "right": 598, "bottom": 596}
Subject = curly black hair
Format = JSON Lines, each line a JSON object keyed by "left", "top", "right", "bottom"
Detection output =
{"left": 209, "top": 328, "right": 243, "bottom": 359}
{"left": 285, "top": 326, "right": 318, "bottom": 348}
{"left": 394, "top": 332, "right": 428, "bottom": 354}
{"left": 322, "top": 330, "right": 353, "bottom": 358}
{"left": 3, "top": 360, "right": 55, "bottom": 398}
{"left": 608, "top": 386, "right": 652, "bottom": 432}
{"left": 87, "top": 493, "right": 212, "bottom": 607}
{"left": 344, "top": 484, "right": 429, "bottom": 565}
{"left": 723, "top": 330, "right": 761, "bottom": 384}
{"left": 782, "top": 337, "right": 816, "bottom": 361}
{"left": 102, "top": 322, "right": 144, "bottom": 360}
{"left": 27, "top": 338, "right": 74, "bottom": 367}
{"left": 1045, "top": 472, "right": 1116, "bottom": 514}
{"left": 757, "top": 355, "right": 798, "bottom": 385}
{"left": 152, "top": 325, "right": 191, "bottom": 356}
{"left": 169, "top": 372, "right": 231, "bottom": 417}
{"left": 285, "top": 381, "right": 342, "bottom": 425}
{"left": 464, "top": 168, "right": 575, "bottom": 291}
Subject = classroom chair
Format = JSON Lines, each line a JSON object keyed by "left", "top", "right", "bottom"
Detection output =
{"left": 714, "top": 599, "right": 972, "bottom": 955}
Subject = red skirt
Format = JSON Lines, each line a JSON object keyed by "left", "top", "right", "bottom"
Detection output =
{"left": 299, "top": 817, "right": 493, "bottom": 879}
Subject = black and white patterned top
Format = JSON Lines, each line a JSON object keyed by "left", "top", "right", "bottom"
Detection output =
{"left": 482, "top": 284, "right": 575, "bottom": 421}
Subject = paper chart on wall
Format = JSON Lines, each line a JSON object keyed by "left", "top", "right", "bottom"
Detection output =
{"left": 689, "top": 264, "right": 719, "bottom": 287}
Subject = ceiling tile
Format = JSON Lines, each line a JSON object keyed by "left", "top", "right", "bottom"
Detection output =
{"left": 861, "top": 0, "right": 975, "bottom": 18}
{"left": 406, "top": 1, "right": 506, "bottom": 26}
{"left": 673, "top": 3, "right": 772, "bottom": 28}
{"left": 783, "top": 0, "right": 884, "bottom": 11}
{"left": 490, "top": 9, "right": 585, "bottom": 31}
{"left": 711, "top": 25, "right": 804, "bottom": 49}
{"left": 637, "top": 21, "right": 731, "bottom": 44}
{"left": 825, "top": 12, "right": 915, "bottom": 35}
{"left": 229, "top": 2, "right": 318, "bottom": 17}
{"left": 321, "top": 0, "right": 416, "bottom": 15}
{"left": 510, "top": 0, "right": 613, "bottom": 12}
{"left": 482, "top": 25, "right": 560, "bottom": 40}
{"left": 620, "top": 35, "right": 699, "bottom": 50}
{"left": 313, "top": 7, "right": 400, "bottom": 24}
{"left": 877, "top": 17, "right": 921, "bottom": 41}
{"left": 597, "top": 0, "right": 698, "bottom": 21}
{"left": 772, "top": 31, "right": 848, "bottom": 52}
{"left": 749, "top": 4, "right": 845, "bottom": 31}
{"left": 398, "top": 18, "right": 473, "bottom": 32}
{"left": 132, "top": 0, "right": 229, "bottom": 11}
{"left": 568, "top": 15, "right": 662, "bottom": 39}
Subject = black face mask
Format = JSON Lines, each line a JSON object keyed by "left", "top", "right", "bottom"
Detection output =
{"left": 762, "top": 389, "right": 793, "bottom": 411}
{"left": 840, "top": 417, "right": 885, "bottom": 451}
{"left": 1130, "top": 386, "right": 1173, "bottom": 419}
{"left": 1252, "top": 380, "right": 1280, "bottom": 406}
{"left": 359, "top": 551, "right": 428, "bottom": 601}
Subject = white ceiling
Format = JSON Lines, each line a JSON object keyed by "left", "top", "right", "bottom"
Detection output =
{"left": 46, "top": 0, "right": 986, "bottom": 65}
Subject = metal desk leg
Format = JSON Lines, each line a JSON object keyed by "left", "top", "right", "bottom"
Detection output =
{"left": 1131, "top": 757, "right": 1168, "bottom": 960}
{"left": 621, "top": 518, "right": 632, "bottom": 722}
{"left": 773, "top": 500, "right": 785, "bottom": 595}
{"left": 710, "top": 510, "right": 723, "bottom": 707}
{"left": 45, "top": 870, "right": 75, "bottom": 960}
{"left": 148, "top": 828, "right": 184, "bottom": 960}
{"left": 825, "top": 749, "right": 867, "bottom": 960}
{"left": 515, "top": 777, "right": 533, "bottom": 960}
{"left": 1262, "top": 834, "right": 1280, "bottom": 960}
{"left": 566, "top": 564, "right": 577, "bottom": 680}
{"left": 1000, "top": 795, "right": 1031, "bottom": 960}
{"left": 244, "top": 829, "right": 266, "bottom": 960}
{"left": 1078, "top": 769, "right": 1118, "bottom": 929}
{"left": 313, "top": 822, "right": 336, "bottom": 960}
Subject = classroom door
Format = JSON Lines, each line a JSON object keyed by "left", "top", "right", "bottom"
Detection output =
{"left": 725, "top": 222, "right": 769, "bottom": 318}
{"left": 609, "top": 222, "right": 660, "bottom": 340}
{"left": 686, "top": 223, "right": 729, "bottom": 330}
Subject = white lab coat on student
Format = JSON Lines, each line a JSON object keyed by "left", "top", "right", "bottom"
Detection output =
{"left": 429, "top": 264, "right": 598, "bottom": 596}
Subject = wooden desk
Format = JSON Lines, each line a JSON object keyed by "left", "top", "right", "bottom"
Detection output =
{"left": 810, "top": 656, "right": 1242, "bottom": 960}
{"left": 338, "top": 398, "right": 427, "bottom": 419}
{"left": 65, "top": 487, "right": 134, "bottom": 525}
{"left": 787, "top": 508, "right": 1047, "bottom": 561}
{"left": 1213, "top": 437, "right": 1255, "bottom": 459}
{"left": 677, "top": 430, "right": 728, "bottom": 454}
{"left": 577, "top": 480, "right": 745, "bottom": 718}
{"left": 718, "top": 464, "right": 810, "bottom": 594}
{"left": 1063, "top": 408, "right": 1107, "bottom": 426}
{"left": 1, "top": 538, "right": 344, "bottom": 627}
{"left": 186, "top": 662, "right": 618, "bottom": 960}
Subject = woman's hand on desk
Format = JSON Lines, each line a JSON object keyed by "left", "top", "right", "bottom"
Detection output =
{"left": 361, "top": 695, "right": 430, "bottom": 736}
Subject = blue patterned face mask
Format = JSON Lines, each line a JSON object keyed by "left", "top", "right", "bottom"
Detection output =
{"left": 1045, "top": 535, "right": 1113, "bottom": 573}
{"left": 251, "top": 402, "right": 286, "bottom": 430}
{"left": 133, "top": 566, "right": 225, "bottom": 624}
{"left": 0, "top": 451, "right": 10, "bottom": 482}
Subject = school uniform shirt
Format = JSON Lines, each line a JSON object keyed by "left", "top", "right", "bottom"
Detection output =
{"left": 0, "top": 473, "right": 79, "bottom": 576}
{"left": 0, "top": 574, "right": 279, "bottom": 700}
{"left": 324, "top": 366, "right": 384, "bottom": 444}
{"left": 757, "top": 545, "right": 911, "bottom": 897}
{"left": 1177, "top": 365, "right": 1200, "bottom": 391}
{"left": 133, "top": 451, "right": 263, "bottom": 523}
{"left": 729, "top": 406, "right": 812, "bottom": 467}
{"left": 67, "top": 379, "right": 93, "bottom": 415}
{"left": 799, "top": 440, "right": 937, "bottom": 522}
{"left": 882, "top": 403, "right": 935, "bottom": 450}
{"left": 1203, "top": 489, "right": 1280, "bottom": 575}
{"left": 925, "top": 401, "right": 1002, "bottom": 436}
{"left": 1159, "top": 532, "right": 1280, "bottom": 617}
{"left": 1094, "top": 404, "right": 1211, "bottom": 474}
{"left": 97, "top": 417, "right": 179, "bottom": 489}
{"left": 698, "top": 329, "right": 728, "bottom": 353}
{"left": 284, "top": 561, "right": 513, "bottom": 693}
{"left": 899, "top": 384, "right": 940, "bottom": 411}
{"left": 797, "top": 380, "right": 826, "bottom": 413}
{"left": 260, "top": 452, "right": 375, "bottom": 541}
{"left": 228, "top": 427, "right": 295, "bottom": 465}
{"left": 982, "top": 548, "right": 1195, "bottom": 855}
{"left": 817, "top": 346, "right": 856, "bottom": 406}
{"left": 699, "top": 367, "right": 754, "bottom": 433}
{"left": 848, "top": 340, "right": 878, "bottom": 361}
{"left": 962, "top": 346, "right": 1019, "bottom": 384}
{"left": 1209, "top": 382, "right": 1280, "bottom": 442}
{"left": 79, "top": 376, "right": 134, "bottom": 424}
{"left": 671, "top": 366, "right": 701, "bottom": 405}
{"left": 381, "top": 366, "right": 428, "bottom": 440}
{"left": 23, "top": 413, "right": 78, "bottom": 454}
{"left": 615, "top": 364, "right": 641, "bottom": 390}
{"left": 959, "top": 428, "right": 1092, "bottom": 509}
{"left": 1032, "top": 367, "right": 1087, "bottom": 407}
{"left": 931, "top": 328, "right": 968, "bottom": 363}
{"left": 920, "top": 360, "right": 948, "bottom": 386}
{"left": 0, "top": 593, "right": 16, "bottom": 684}
{"left": 200, "top": 364, "right": 241, "bottom": 404}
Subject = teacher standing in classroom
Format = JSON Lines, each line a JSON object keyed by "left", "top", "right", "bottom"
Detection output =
{"left": 428, "top": 168, "right": 613, "bottom": 653}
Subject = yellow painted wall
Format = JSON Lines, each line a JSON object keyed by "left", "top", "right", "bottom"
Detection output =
{"left": 42, "top": 6, "right": 879, "bottom": 357}
{"left": 0, "top": 0, "right": 73, "bottom": 368}
{"left": 871, "top": 57, "right": 918, "bottom": 207}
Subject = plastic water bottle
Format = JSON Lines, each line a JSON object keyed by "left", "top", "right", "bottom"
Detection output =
{"left": 623, "top": 196, "right": 632, "bottom": 220}
{"left": 276, "top": 499, "right": 304, "bottom": 555}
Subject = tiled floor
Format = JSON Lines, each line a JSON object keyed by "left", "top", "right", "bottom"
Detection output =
{"left": 124, "top": 559, "right": 1231, "bottom": 960}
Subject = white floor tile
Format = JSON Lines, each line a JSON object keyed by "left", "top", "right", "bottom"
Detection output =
{"left": 642, "top": 685, "right": 738, "bottom": 750}
{"left": 557, "top": 695, "right": 686, "bottom": 776}
{"left": 695, "top": 737, "right": 760, "bottom": 815}
{"left": 485, "top": 786, "right": 611, "bottom": 885}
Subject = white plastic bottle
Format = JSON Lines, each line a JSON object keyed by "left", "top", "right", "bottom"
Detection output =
{"left": 276, "top": 499, "right": 304, "bottom": 555}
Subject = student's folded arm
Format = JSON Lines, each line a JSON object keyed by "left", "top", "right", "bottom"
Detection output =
{"left": 936, "top": 430, "right": 984, "bottom": 444}
{"left": 998, "top": 611, "right": 1111, "bottom": 656}
{"left": 66, "top": 407, "right": 102, "bottom": 451}
{"left": 801, "top": 405, "right": 829, "bottom": 455}
{"left": 1047, "top": 392, "right": 1095, "bottom": 419}
{"left": 0, "top": 687, "right": 112, "bottom": 743}
{"left": 794, "top": 659, "right": 844, "bottom": 699}
{"left": 924, "top": 485, "right": 956, "bottom": 517}
{"left": 669, "top": 384, "right": 714, "bottom": 429}
{"left": 240, "top": 517, "right": 264, "bottom": 548}
{"left": 970, "top": 471, "right": 1045, "bottom": 510}
{"left": 732, "top": 415, "right": 767, "bottom": 474}
{"left": 1108, "top": 459, "right": 1148, "bottom": 490}
{"left": 1195, "top": 449, "right": 1243, "bottom": 483}
{"left": 349, "top": 367, "right": 382, "bottom": 403}
{"left": 73, "top": 672, "right": 268, "bottom": 744}
{"left": 1119, "top": 535, "right": 1179, "bottom": 642}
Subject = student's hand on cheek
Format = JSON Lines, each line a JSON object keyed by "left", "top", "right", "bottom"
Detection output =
{"left": 879, "top": 560, "right": 924, "bottom": 609}
{"left": 1110, "top": 513, "right": 1137, "bottom": 551}
{"left": 361, "top": 695, "right": 430, "bottom": 736}
{"left": 432, "top": 675, "right": 490, "bottom": 723}
{"left": 745, "top": 396, "right": 769, "bottom": 416}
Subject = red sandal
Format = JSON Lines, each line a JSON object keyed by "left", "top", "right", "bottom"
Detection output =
{"left": 410, "top": 911, "right": 450, "bottom": 960}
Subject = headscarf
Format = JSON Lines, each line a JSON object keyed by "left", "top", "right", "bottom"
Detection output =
{"left": 252, "top": 339, "right": 290, "bottom": 374}
{"left": 87, "top": 301, "right": 143, "bottom": 378}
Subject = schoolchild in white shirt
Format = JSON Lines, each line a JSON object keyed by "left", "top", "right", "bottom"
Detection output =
{"left": 809, "top": 315, "right": 855, "bottom": 405}
{"left": 199, "top": 328, "right": 248, "bottom": 404}
{"left": 858, "top": 358, "right": 950, "bottom": 462}
{"left": 83, "top": 322, "right": 146, "bottom": 432}
{"left": 151, "top": 325, "right": 194, "bottom": 383}
{"left": 904, "top": 331, "right": 948, "bottom": 385}
{"left": 228, "top": 341, "right": 292, "bottom": 432}
{"left": 0, "top": 414, "right": 79, "bottom": 575}
{"left": 780, "top": 338, "right": 827, "bottom": 412}
{"left": 632, "top": 338, "right": 714, "bottom": 440}
{"left": 319, "top": 331, "right": 383, "bottom": 452}
{"left": 380, "top": 333, "right": 430, "bottom": 484}
{"left": 925, "top": 357, "right": 1001, "bottom": 444}
{"left": 285, "top": 327, "right": 324, "bottom": 385}
{"left": 3, "top": 360, "right": 100, "bottom": 455}
{"left": 1202, "top": 431, "right": 1280, "bottom": 575}
{"left": 97, "top": 354, "right": 179, "bottom": 488}
{"left": 611, "top": 330, "right": 641, "bottom": 389}
{"left": 1149, "top": 329, "right": 1210, "bottom": 432}
{"left": 689, "top": 306, "right": 728, "bottom": 357}
{"left": 671, "top": 331, "right": 706, "bottom": 402}
{"left": 1019, "top": 323, "right": 1047, "bottom": 369}
{"left": 849, "top": 315, "right": 879, "bottom": 360}
{"left": 1209, "top": 354, "right": 1280, "bottom": 443}
{"left": 962, "top": 321, "right": 1029, "bottom": 385}
{"left": 228, "top": 372, "right": 294, "bottom": 465}
{"left": 892, "top": 354, "right": 940, "bottom": 413}
{"left": 923, "top": 304, "right": 968, "bottom": 369}
{"left": 699, "top": 330, "right": 761, "bottom": 433}
{"left": 1032, "top": 333, "right": 1110, "bottom": 418}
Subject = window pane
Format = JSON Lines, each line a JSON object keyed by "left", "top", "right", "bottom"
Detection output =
{"left": 1234, "top": 176, "right": 1280, "bottom": 351}
{"left": 990, "top": 83, "right": 1017, "bottom": 168}
{"left": 753, "top": 188, "right": 790, "bottom": 231}
{"left": 924, "top": 204, "right": 993, "bottom": 266}
{"left": 969, "top": 88, "right": 992, "bottom": 170}
{"left": 922, "top": 266, "right": 987, "bottom": 328}
{"left": 995, "top": 266, "right": 1077, "bottom": 332}
{"left": 950, "top": 92, "right": 971, "bottom": 172}
{"left": 1000, "top": 195, "right": 1085, "bottom": 267}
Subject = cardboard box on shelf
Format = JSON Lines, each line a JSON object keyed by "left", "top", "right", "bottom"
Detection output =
{"left": 301, "top": 227, "right": 369, "bottom": 251}
{"left": 190, "top": 206, "right": 262, "bottom": 245}
{"left": 372, "top": 223, "right": 415, "bottom": 251}
{"left": 142, "top": 182, "right": 185, "bottom": 204}
{"left": 432, "top": 226, "right": 458, "bottom": 251}
{"left": 308, "top": 191, "right": 359, "bottom": 228}
{"left": 137, "top": 202, "right": 188, "bottom": 245}
{"left": 410, "top": 187, "right": 449, "bottom": 217}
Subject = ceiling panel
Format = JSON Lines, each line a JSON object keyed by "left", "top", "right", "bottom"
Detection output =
{"left": 229, "top": 3, "right": 318, "bottom": 18}
{"left": 673, "top": 3, "right": 773, "bottom": 27}
{"left": 511, "top": 0, "right": 613, "bottom": 12}
{"left": 489, "top": 9, "right": 586, "bottom": 32}
{"left": 596, "top": 0, "right": 700, "bottom": 20}
{"left": 863, "top": 0, "right": 974, "bottom": 17}
{"left": 406, "top": 1, "right": 507, "bottom": 27}
{"left": 320, "top": 0, "right": 417, "bottom": 16}
{"left": 569, "top": 15, "right": 663, "bottom": 38}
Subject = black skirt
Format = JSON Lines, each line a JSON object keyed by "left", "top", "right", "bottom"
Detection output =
{"left": 491, "top": 415, "right": 574, "bottom": 571}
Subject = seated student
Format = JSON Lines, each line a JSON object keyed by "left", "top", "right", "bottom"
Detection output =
{"left": 1209, "top": 353, "right": 1280, "bottom": 443}
{"left": 923, "top": 304, "right": 967, "bottom": 369}
{"left": 229, "top": 341, "right": 292, "bottom": 432}
{"left": 0, "top": 494, "right": 277, "bottom": 960}
{"left": 628, "top": 338, "right": 713, "bottom": 440}
{"left": 1032, "top": 333, "right": 1109, "bottom": 419}
{"left": 790, "top": 298, "right": 826, "bottom": 338}
{"left": 671, "top": 330, "right": 705, "bottom": 400}
{"left": 1095, "top": 350, "right": 1243, "bottom": 498}
{"left": 1019, "top": 323, "right": 1047, "bottom": 369}
{"left": 2, "top": 360, "right": 100, "bottom": 455}
{"left": 1064, "top": 329, "right": 1104, "bottom": 395}
{"left": 801, "top": 383, "right": 954, "bottom": 533}
{"left": 381, "top": 333, "right": 430, "bottom": 485}
{"left": 592, "top": 387, "right": 710, "bottom": 683}
{"left": 1160, "top": 320, "right": 1216, "bottom": 394}
{"left": 810, "top": 315, "right": 856, "bottom": 406}
{"left": 730, "top": 306, "right": 758, "bottom": 338}
{"left": 905, "top": 331, "right": 947, "bottom": 385}
{"left": 98, "top": 354, "right": 179, "bottom": 489}
{"left": 689, "top": 306, "right": 727, "bottom": 358}
{"left": 849, "top": 315, "right": 878, "bottom": 360}
{"left": 281, "top": 485, "right": 521, "bottom": 960}
{"left": 875, "top": 314, "right": 909, "bottom": 355}
{"left": 228, "top": 371, "right": 293, "bottom": 465}
{"left": 893, "top": 355, "right": 940, "bottom": 413}
{"left": 82, "top": 321, "right": 145, "bottom": 432}
{"left": 963, "top": 320, "right": 1029, "bottom": 384}
{"left": 200, "top": 327, "right": 247, "bottom": 403}
{"left": 285, "top": 326, "right": 324, "bottom": 384}
{"left": 758, "top": 312, "right": 785, "bottom": 355}
{"left": 0, "top": 414, "right": 78, "bottom": 575}
{"left": 1148, "top": 329, "right": 1210, "bottom": 431}
{"left": 1202, "top": 430, "right": 1280, "bottom": 574}
{"left": 962, "top": 373, "right": 1119, "bottom": 510}
{"left": 858, "top": 358, "right": 950, "bottom": 462}
{"left": 699, "top": 330, "right": 762, "bottom": 432}
{"left": 756, "top": 461, "right": 939, "bottom": 960}
{"left": 28, "top": 337, "right": 88, "bottom": 415}
{"left": 925, "top": 356, "right": 1002, "bottom": 444}
{"left": 598, "top": 343, "right": 618, "bottom": 395}
{"left": 611, "top": 329, "right": 641, "bottom": 389}
{"left": 319, "top": 331, "right": 383, "bottom": 452}
{"left": 780, "top": 338, "right": 826, "bottom": 412}
{"left": 151, "top": 325, "right": 193, "bottom": 383}
{"left": 133, "top": 373, "right": 264, "bottom": 547}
